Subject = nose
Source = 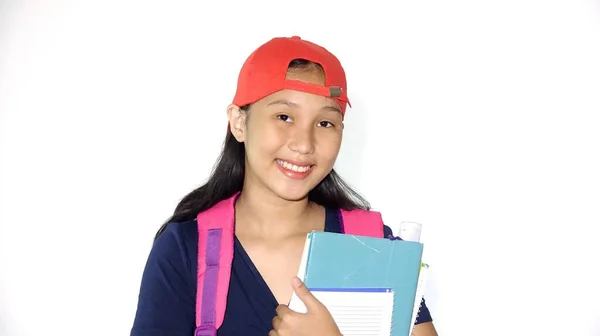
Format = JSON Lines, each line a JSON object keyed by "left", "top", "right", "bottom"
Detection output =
{"left": 288, "top": 126, "right": 315, "bottom": 155}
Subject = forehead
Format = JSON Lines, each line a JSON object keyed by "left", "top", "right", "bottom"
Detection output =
{"left": 255, "top": 89, "right": 342, "bottom": 115}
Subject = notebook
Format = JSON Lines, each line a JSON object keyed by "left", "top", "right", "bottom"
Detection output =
{"left": 289, "top": 287, "right": 395, "bottom": 335}
{"left": 288, "top": 231, "right": 424, "bottom": 336}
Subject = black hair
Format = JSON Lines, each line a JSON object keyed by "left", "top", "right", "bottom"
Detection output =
{"left": 154, "top": 59, "right": 370, "bottom": 240}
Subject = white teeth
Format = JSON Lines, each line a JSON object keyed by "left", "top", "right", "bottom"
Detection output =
{"left": 276, "top": 159, "right": 311, "bottom": 173}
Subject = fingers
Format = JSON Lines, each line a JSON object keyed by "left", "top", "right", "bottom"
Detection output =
{"left": 291, "top": 276, "right": 321, "bottom": 311}
{"left": 276, "top": 303, "right": 293, "bottom": 315}
{"left": 272, "top": 303, "right": 299, "bottom": 335}
{"left": 271, "top": 315, "right": 282, "bottom": 330}
{"left": 274, "top": 304, "right": 294, "bottom": 326}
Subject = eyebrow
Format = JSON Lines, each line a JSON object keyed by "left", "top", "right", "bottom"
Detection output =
{"left": 267, "top": 99, "right": 342, "bottom": 114}
{"left": 267, "top": 99, "right": 300, "bottom": 108}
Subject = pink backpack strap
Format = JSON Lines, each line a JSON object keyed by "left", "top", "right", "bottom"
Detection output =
{"left": 194, "top": 192, "right": 239, "bottom": 336}
{"left": 339, "top": 209, "right": 384, "bottom": 238}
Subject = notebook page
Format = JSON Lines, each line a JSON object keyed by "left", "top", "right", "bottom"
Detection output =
{"left": 289, "top": 288, "right": 394, "bottom": 336}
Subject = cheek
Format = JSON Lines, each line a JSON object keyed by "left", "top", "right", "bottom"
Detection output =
{"left": 316, "top": 134, "right": 342, "bottom": 164}
{"left": 245, "top": 124, "right": 286, "bottom": 161}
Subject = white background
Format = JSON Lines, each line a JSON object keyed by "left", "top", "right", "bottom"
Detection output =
{"left": 1, "top": 1, "right": 600, "bottom": 335}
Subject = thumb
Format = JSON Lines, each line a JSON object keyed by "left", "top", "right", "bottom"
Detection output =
{"left": 292, "top": 276, "right": 322, "bottom": 311}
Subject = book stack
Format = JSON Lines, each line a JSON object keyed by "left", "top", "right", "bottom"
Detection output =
{"left": 288, "top": 231, "right": 430, "bottom": 336}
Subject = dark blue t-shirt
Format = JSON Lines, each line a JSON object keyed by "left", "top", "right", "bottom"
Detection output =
{"left": 130, "top": 207, "right": 433, "bottom": 335}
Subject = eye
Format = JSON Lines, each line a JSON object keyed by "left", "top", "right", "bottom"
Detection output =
{"left": 318, "top": 121, "right": 334, "bottom": 128}
{"left": 277, "top": 114, "right": 293, "bottom": 123}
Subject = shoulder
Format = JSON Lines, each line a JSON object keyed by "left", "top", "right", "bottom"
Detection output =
{"left": 130, "top": 220, "right": 199, "bottom": 335}
{"left": 156, "top": 220, "right": 198, "bottom": 247}
{"left": 151, "top": 220, "right": 199, "bottom": 272}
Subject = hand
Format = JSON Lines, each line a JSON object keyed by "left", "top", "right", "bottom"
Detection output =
{"left": 269, "top": 277, "right": 341, "bottom": 336}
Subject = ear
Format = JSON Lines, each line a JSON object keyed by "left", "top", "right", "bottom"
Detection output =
{"left": 227, "top": 104, "right": 247, "bottom": 142}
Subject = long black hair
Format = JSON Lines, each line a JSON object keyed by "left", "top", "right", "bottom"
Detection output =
{"left": 154, "top": 59, "right": 370, "bottom": 240}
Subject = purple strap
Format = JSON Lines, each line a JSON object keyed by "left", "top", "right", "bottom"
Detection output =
{"left": 195, "top": 325, "right": 216, "bottom": 336}
{"left": 195, "top": 229, "right": 222, "bottom": 336}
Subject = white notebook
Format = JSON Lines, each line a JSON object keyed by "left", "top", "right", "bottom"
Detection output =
{"left": 289, "top": 288, "right": 394, "bottom": 336}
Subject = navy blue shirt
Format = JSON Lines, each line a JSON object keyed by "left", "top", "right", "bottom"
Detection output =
{"left": 131, "top": 208, "right": 433, "bottom": 335}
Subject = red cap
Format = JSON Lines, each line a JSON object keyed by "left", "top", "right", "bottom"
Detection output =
{"left": 232, "top": 36, "right": 351, "bottom": 117}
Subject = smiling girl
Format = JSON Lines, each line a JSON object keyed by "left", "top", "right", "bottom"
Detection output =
{"left": 130, "top": 36, "right": 437, "bottom": 336}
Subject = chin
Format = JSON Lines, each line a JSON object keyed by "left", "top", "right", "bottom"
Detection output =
{"left": 269, "top": 185, "right": 312, "bottom": 202}
{"left": 267, "top": 175, "right": 324, "bottom": 203}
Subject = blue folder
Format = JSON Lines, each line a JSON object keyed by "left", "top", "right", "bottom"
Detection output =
{"left": 299, "top": 231, "right": 424, "bottom": 336}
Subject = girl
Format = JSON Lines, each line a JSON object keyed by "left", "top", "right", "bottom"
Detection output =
{"left": 130, "top": 36, "right": 438, "bottom": 336}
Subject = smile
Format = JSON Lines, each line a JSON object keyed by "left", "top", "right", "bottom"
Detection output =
{"left": 276, "top": 159, "right": 312, "bottom": 173}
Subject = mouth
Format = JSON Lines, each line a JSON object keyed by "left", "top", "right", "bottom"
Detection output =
{"left": 276, "top": 159, "right": 312, "bottom": 172}
{"left": 276, "top": 159, "right": 314, "bottom": 179}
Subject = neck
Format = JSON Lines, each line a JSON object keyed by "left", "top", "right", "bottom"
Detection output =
{"left": 235, "top": 185, "right": 321, "bottom": 238}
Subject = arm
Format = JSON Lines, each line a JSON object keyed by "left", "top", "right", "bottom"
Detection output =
{"left": 130, "top": 223, "right": 196, "bottom": 336}
{"left": 383, "top": 225, "right": 439, "bottom": 336}
{"left": 413, "top": 321, "right": 438, "bottom": 336}
{"left": 412, "top": 298, "right": 438, "bottom": 336}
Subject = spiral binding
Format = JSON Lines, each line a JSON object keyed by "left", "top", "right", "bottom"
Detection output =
{"left": 409, "top": 263, "right": 429, "bottom": 336}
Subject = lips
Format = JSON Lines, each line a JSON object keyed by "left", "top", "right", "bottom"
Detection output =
{"left": 275, "top": 159, "right": 314, "bottom": 180}
{"left": 276, "top": 159, "right": 312, "bottom": 172}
